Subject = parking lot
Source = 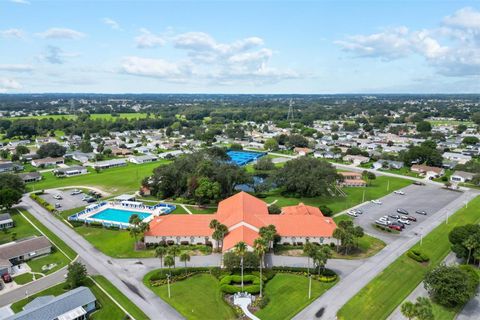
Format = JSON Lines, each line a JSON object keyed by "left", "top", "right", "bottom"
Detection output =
{"left": 350, "top": 183, "right": 464, "bottom": 243}
{"left": 39, "top": 188, "right": 93, "bottom": 211}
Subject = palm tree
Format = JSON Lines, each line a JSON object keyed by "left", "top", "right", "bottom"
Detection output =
{"left": 474, "top": 250, "right": 480, "bottom": 268}
{"left": 314, "top": 246, "right": 332, "bottom": 276}
{"left": 259, "top": 224, "right": 277, "bottom": 250}
{"left": 216, "top": 224, "right": 228, "bottom": 251}
{"left": 463, "top": 236, "right": 477, "bottom": 264}
{"left": 234, "top": 241, "right": 247, "bottom": 291}
{"left": 164, "top": 255, "right": 175, "bottom": 269}
{"left": 179, "top": 252, "right": 191, "bottom": 272}
{"left": 303, "top": 242, "right": 316, "bottom": 274}
{"left": 209, "top": 219, "right": 220, "bottom": 230}
{"left": 401, "top": 301, "right": 416, "bottom": 320}
{"left": 167, "top": 245, "right": 181, "bottom": 268}
{"left": 155, "top": 246, "right": 167, "bottom": 271}
{"left": 332, "top": 228, "right": 344, "bottom": 251}
{"left": 254, "top": 237, "right": 268, "bottom": 297}
{"left": 129, "top": 214, "right": 142, "bottom": 245}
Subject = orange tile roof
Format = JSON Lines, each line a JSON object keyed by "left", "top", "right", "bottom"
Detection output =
{"left": 282, "top": 203, "right": 324, "bottom": 216}
{"left": 215, "top": 191, "right": 268, "bottom": 228}
{"left": 258, "top": 215, "right": 336, "bottom": 237}
{"left": 145, "top": 214, "right": 213, "bottom": 237}
{"left": 222, "top": 226, "right": 259, "bottom": 252}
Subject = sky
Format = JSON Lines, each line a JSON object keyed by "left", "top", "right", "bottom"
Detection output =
{"left": 1, "top": 0, "right": 480, "bottom": 94}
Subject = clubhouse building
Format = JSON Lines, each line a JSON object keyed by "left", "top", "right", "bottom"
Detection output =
{"left": 144, "top": 191, "right": 336, "bottom": 251}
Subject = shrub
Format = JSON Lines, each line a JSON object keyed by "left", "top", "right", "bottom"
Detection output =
{"left": 70, "top": 220, "right": 85, "bottom": 228}
{"left": 253, "top": 296, "right": 270, "bottom": 309}
{"left": 407, "top": 249, "right": 430, "bottom": 263}
{"left": 319, "top": 205, "right": 333, "bottom": 217}
{"left": 268, "top": 204, "right": 281, "bottom": 214}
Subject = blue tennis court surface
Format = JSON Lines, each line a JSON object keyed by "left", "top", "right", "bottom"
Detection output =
{"left": 227, "top": 150, "right": 266, "bottom": 166}
{"left": 90, "top": 208, "right": 151, "bottom": 223}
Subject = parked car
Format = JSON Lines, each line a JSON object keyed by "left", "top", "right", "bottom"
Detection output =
{"left": 347, "top": 211, "right": 358, "bottom": 217}
{"left": 55, "top": 203, "right": 61, "bottom": 208}
{"left": 404, "top": 215, "right": 417, "bottom": 222}
{"left": 413, "top": 181, "right": 425, "bottom": 186}
{"left": 389, "top": 214, "right": 401, "bottom": 219}
{"left": 86, "top": 198, "right": 96, "bottom": 203}
{"left": 1, "top": 273, "right": 12, "bottom": 283}
{"left": 371, "top": 200, "right": 382, "bottom": 205}
{"left": 397, "top": 208, "right": 409, "bottom": 215}
{"left": 391, "top": 221, "right": 405, "bottom": 229}
{"left": 53, "top": 194, "right": 62, "bottom": 200}
{"left": 353, "top": 209, "right": 363, "bottom": 214}
{"left": 394, "top": 190, "right": 405, "bottom": 195}
{"left": 375, "top": 220, "right": 389, "bottom": 226}
{"left": 70, "top": 189, "right": 82, "bottom": 195}
{"left": 388, "top": 224, "right": 402, "bottom": 231}
{"left": 379, "top": 217, "right": 390, "bottom": 223}
{"left": 415, "top": 210, "right": 427, "bottom": 215}
{"left": 397, "top": 218, "right": 410, "bottom": 225}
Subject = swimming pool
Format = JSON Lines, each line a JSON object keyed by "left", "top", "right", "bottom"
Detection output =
{"left": 90, "top": 208, "right": 151, "bottom": 224}
{"left": 227, "top": 150, "right": 266, "bottom": 166}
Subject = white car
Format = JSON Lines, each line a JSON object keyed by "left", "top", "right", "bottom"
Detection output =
{"left": 379, "top": 217, "right": 390, "bottom": 223}
{"left": 70, "top": 189, "right": 82, "bottom": 195}
{"left": 394, "top": 190, "right": 405, "bottom": 195}
{"left": 371, "top": 200, "right": 382, "bottom": 205}
{"left": 398, "top": 218, "right": 410, "bottom": 225}
{"left": 53, "top": 194, "right": 62, "bottom": 200}
{"left": 375, "top": 219, "right": 389, "bottom": 226}
{"left": 347, "top": 210, "right": 358, "bottom": 217}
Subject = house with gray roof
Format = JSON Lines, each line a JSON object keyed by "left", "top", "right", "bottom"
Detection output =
{"left": 0, "top": 236, "right": 51, "bottom": 275}
{"left": 0, "top": 213, "right": 13, "bottom": 230}
{"left": 18, "top": 172, "right": 42, "bottom": 183}
{"left": 450, "top": 171, "right": 476, "bottom": 184}
{"left": 6, "top": 286, "right": 96, "bottom": 320}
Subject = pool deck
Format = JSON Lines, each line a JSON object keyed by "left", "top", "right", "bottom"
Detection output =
{"left": 68, "top": 201, "right": 176, "bottom": 228}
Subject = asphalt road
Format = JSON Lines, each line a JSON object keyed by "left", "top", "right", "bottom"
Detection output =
{"left": 292, "top": 187, "right": 479, "bottom": 320}
{"left": 352, "top": 183, "right": 463, "bottom": 243}
{"left": 16, "top": 195, "right": 184, "bottom": 320}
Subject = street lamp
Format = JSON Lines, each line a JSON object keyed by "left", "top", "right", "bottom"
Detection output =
{"left": 308, "top": 275, "right": 312, "bottom": 299}
{"left": 167, "top": 273, "right": 171, "bottom": 298}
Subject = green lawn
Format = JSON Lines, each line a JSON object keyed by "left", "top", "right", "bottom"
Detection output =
{"left": 13, "top": 272, "right": 43, "bottom": 285}
{"left": 26, "top": 161, "right": 169, "bottom": 195}
{"left": 337, "top": 196, "right": 480, "bottom": 320}
{"left": 28, "top": 250, "right": 69, "bottom": 275}
{"left": 10, "top": 279, "right": 128, "bottom": 319}
{"left": 144, "top": 273, "right": 236, "bottom": 320}
{"left": 255, "top": 273, "right": 338, "bottom": 320}
{"left": 0, "top": 211, "right": 41, "bottom": 245}
{"left": 264, "top": 176, "right": 411, "bottom": 214}
{"left": 91, "top": 275, "right": 149, "bottom": 320}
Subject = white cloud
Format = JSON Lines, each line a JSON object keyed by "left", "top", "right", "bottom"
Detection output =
{"left": 335, "top": 7, "right": 480, "bottom": 77}
{"left": 0, "top": 78, "right": 22, "bottom": 93}
{"left": 0, "top": 64, "right": 34, "bottom": 72}
{"left": 123, "top": 31, "right": 298, "bottom": 85}
{"left": 38, "top": 28, "right": 85, "bottom": 40}
{"left": 443, "top": 7, "right": 480, "bottom": 30}
{"left": 102, "top": 18, "right": 121, "bottom": 30}
{"left": 135, "top": 29, "right": 165, "bottom": 48}
{"left": 0, "top": 28, "right": 25, "bottom": 39}
{"left": 121, "top": 56, "right": 191, "bottom": 80}
{"left": 10, "top": 0, "right": 30, "bottom": 4}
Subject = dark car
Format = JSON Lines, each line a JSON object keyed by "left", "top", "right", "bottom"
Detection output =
{"left": 415, "top": 210, "right": 427, "bottom": 215}
{"left": 391, "top": 221, "right": 405, "bottom": 229}
{"left": 413, "top": 181, "right": 425, "bottom": 186}
{"left": 389, "top": 214, "right": 401, "bottom": 219}
{"left": 404, "top": 215, "right": 417, "bottom": 222}
{"left": 86, "top": 198, "right": 96, "bottom": 203}
{"left": 397, "top": 208, "right": 409, "bottom": 215}
{"left": 1, "top": 273, "right": 12, "bottom": 283}
{"left": 388, "top": 224, "right": 402, "bottom": 231}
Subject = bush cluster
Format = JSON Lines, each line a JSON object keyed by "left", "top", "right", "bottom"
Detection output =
{"left": 220, "top": 275, "right": 262, "bottom": 294}
{"left": 271, "top": 266, "right": 337, "bottom": 282}
{"left": 407, "top": 249, "right": 430, "bottom": 263}
{"left": 30, "top": 193, "right": 56, "bottom": 213}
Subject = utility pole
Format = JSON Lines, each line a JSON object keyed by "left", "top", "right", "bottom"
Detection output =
{"left": 167, "top": 274, "right": 171, "bottom": 298}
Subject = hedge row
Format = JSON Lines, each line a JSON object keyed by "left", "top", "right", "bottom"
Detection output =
{"left": 220, "top": 284, "right": 261, "bottom": 294}
{"left": 219, "top": 275, "right": 261, "bottom": 286}
{"left": 407, "top": 249, "right": 430, "bottom": 263}
{"left": 30, "top": 193, "right": 56, "bottom": 213}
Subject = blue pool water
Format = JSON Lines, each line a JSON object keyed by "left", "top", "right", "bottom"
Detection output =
{"left": 227, "top": 150, "right": 266, "bottom": 166}
{"left": 90, "top": 208, "right": 151, "bottom": 223}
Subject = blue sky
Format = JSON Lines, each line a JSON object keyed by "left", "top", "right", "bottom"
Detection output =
{"left": 1, "top": 0, "right": 479, "bottom": 93}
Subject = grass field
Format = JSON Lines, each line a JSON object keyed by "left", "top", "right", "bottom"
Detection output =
{"left": 256, "top": 273, "right": 338, "bottom": 320}
{"left": 10, "top": 279, "right": 128, "bottom": 319}
{"left": 27, "top": 250, "right": 69, "bottom": 274}
{"left": 13, "top": 272, "right": 43, "bottom": 285}
{"left": 91, "top": 275, "right": 149, "bottom": 320}
{"left": 264, "top": 176, "right": 411, "bottom": 214}
{"left": 26, "top": 161, "right": 169, "bottom": 195}
{"left": 144, "top": 273, "right": 236, "bottom": 320}
{"left": 6, "top": 113, "right": 149, "bottom": 121}
{"left": 0, "top": 211, "right": 41, "bottom": 245}
{"left": 337, "top": 196, "right": 480, "bottom": 320}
